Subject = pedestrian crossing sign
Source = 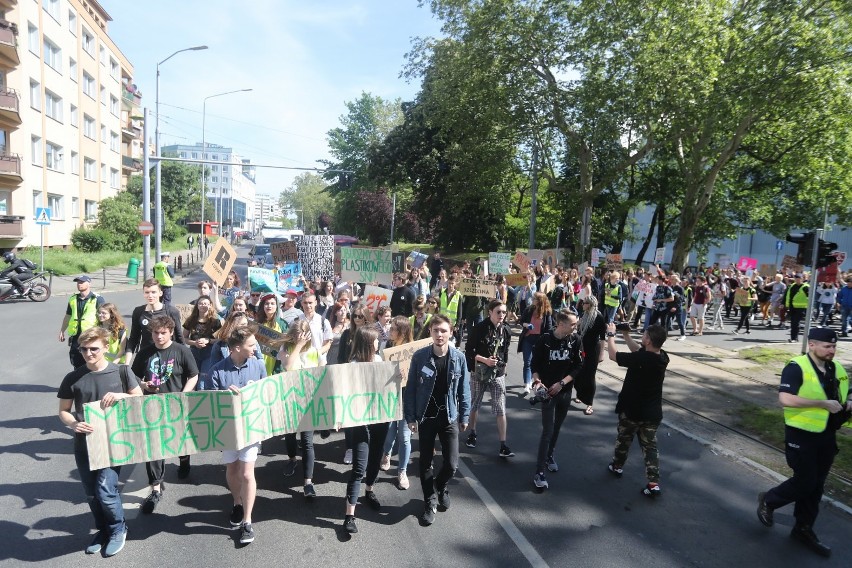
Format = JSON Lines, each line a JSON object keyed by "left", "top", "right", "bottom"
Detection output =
{"left": 35, "top": 207, "right": 51, "bottom": 226}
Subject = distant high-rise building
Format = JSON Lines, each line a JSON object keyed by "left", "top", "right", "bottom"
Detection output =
{"left": 0, "top": 0, "right": 139, "bottom": 249}
{"left": 254, "top": 193, "right": 282, "bottom": 228}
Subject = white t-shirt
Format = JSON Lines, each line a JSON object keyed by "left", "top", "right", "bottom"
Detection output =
{"left": 301, "top": 312, "right": 333, "bottom": 364}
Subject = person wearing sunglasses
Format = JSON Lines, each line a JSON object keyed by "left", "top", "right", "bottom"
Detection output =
{"left": 58, "top": 327, "right": 142, "bottom": 557}
{"left": 337, "top": 306, "right": 374, "bottom": 464}
{"left": 464, "top": 300, "right": 513, "bottom": 457}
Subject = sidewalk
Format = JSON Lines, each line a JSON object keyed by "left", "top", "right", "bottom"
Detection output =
{"left": 48, "top": 247, "right": 207, "bottom": 297}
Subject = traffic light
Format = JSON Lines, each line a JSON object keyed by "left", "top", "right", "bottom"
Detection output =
{"left": 786, "top": 232, "right": 815, "bottom": 265}
{"left": 816, "top": 239, "right": 838, "bottom": 269}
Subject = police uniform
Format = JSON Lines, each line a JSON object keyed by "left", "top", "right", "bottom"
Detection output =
{"left": 153, "top": 254, "right": 174, "bottom": 304}
{"left": 758, "top": 327, "right": 850, "bottom": 557}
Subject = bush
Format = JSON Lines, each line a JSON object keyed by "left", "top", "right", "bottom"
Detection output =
{"left": 71, "top": 227, "right": 115, "bottom": 252}
{"left": 163, "top": 218, "right": 185, "bottom": 243}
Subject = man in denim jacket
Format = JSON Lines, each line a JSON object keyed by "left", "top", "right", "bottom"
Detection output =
{"left": 405, "top": 313, "right": 471, "bottom": 526}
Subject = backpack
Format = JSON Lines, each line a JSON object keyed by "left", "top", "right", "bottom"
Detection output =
{"left": 550, "top": 286, "right": 566, "bottom": 309}
{"left": 21, "top": 258, "right": 36, "bottom": 270}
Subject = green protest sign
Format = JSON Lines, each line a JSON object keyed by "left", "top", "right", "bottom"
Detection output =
{"left": 340, "top": 247, "right": 393, "bottom": 285}
{"left": 84, "top": 361, "right": 402, "bottom": 470}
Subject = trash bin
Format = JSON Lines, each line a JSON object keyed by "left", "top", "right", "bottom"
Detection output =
{"left": 126, "top": 258, "right": 140, "bottom": 283}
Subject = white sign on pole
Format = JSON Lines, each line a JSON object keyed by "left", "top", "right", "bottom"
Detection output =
{"left": 654, "top": 247, "right": 665, "bottom": 264}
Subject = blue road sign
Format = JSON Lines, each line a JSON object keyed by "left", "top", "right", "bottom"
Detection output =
{"left": 776, "top": 240, "right": 784, "bottom": 251}
{"left": 35, "top": 207, "right": 51, "bottom": 226}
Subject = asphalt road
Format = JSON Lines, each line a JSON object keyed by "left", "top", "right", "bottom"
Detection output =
{"left": 1, "top": 251, "right": 849, "bottom": 567}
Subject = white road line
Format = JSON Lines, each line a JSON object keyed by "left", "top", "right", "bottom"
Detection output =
{"left": 457, "top": 459, "right": 550, "bottom": 568}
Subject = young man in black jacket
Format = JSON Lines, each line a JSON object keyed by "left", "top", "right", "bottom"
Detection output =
{"left": 530, "top": 310, "right": 583, "bottom": 489}
{"left": 464, "top": 299, "right": 513, "bottom": 457}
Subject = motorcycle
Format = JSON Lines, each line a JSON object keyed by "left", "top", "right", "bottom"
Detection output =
{"left": 0, "top": 271, "right": 52, "bottom": 302}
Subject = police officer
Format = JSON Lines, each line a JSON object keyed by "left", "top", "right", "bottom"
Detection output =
{"left": 785, "top": 273, "right": 809, "bottom": 343}
{"left": 153, "top": 252, "right": 175, "bottom": 305}
{"left": 59, "top": 276, "right": 105, "bottom": 368}
{"left": 757, "top": 327, "right": 851, "bottom": 558}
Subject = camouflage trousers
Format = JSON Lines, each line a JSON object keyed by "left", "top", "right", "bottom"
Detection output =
{"left": 612, "top": 414, "right": 660, "bottom": 483}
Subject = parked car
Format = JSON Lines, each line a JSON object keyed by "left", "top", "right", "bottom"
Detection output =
{"left": 248, "top": 244, "right": 270, "bottom": 266}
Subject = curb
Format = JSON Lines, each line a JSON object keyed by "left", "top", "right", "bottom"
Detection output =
{"left": 50, "top": 265, "right": 204, "bottom": 297}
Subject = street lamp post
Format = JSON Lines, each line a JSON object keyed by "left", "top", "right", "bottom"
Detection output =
{"left": 201, "top": 89, "right": 252, "bottom": 244}
{"left": 155, "top": 45, "right": 207, "bottom": 260}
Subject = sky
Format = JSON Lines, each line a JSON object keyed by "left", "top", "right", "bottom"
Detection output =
{"left": 101, "top": 0, "right": 443, "bottom": 198}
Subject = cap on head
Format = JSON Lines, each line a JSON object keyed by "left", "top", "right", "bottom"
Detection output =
{"left": 808, "top": 327, "right": 837, "bottom": 343}
{"left": 284, "top": 289, "right": 299, "bottom": 297}
{"left": 73, "top": 275, "right": 92, "bottom": 283}
{"left": 795, "top": 273, "right": 803, "bottom": 279}
{"left": 259, "top": 293, "right": 277, "bottom": 304}
{"left": 161, "top": 252, "right": 170, "bottom": 258}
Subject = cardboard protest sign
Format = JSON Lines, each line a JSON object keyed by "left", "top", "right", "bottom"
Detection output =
{"left": 542, "top": 249, "right": 558, "bottom": 267}
{"left": 505, "top": 273, "right": 528, "bottom": 286}
{"left": 591, "top": 248, "right": 602, "bottom": 267}
{"left": 605, "top": 253, "right": 623, "bottom": 271}
{"left": 174, "top": 304, "right": 194, "bottom": 325}
{"left": 340, "top": 247, "right": 394, "bottom": 285}
{"left": 254, "top": 323, "right": 286, "bottom": 357}
{"left": 295, "top": 235, "right": 335, "bottom": 281}
{"left": 362, "top": 284, "right": 391, "bottom": 314}
{"left": 578, "top": 262, "right": 589, "bottom": 273}
{"left": 458, "top": 278, "right": 494, "bottom": 298}
{"left": 248, "top": 267, "right": 277, "bottom": 293}
{"left": 383, "top": 337, "right": 432, "bottom": 387}
{"left": 391, "top": 252, "right": 406, "bottom": 273}
{"left": 654, "top": 247, "right": 666, "bottom": 264}
{"left": 759, "top": 264, "right": 777, "bottom": 277}
{"left": 781, "top": 255, "right": 803, "bottom": 273}
{"left": 202, "top": 237, "right": 237, "bottom": 286}
{"left": 512, "top": 251, "right": 531, "bottom": 271}
{"left": 270, "top": 241, "right": 299, "bottom": 263}
{"left": 489, "top": 252, "right": 512, "bottom": 275}
{"left": 277, "top": 262, "right": 304, "bottom": 293}
{"left": 84, "top": 362, "right": 402, "bottom": 469}
{"left": 736, "top": 256, "right": 758, "bottom": 271}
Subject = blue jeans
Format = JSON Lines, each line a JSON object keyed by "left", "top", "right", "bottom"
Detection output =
{"left": 382, "top": 419, "right": 412, "bottom": 475}
{"left": 841, "top": 306, "right": 852, "bottom": 334}
{"left": 603, "top": 305, "right": 617, "bottom": 323}
{"left": 74, "top": 438, "right": 125, "bottom": 537}
{"left": 674, "top": 308, "right": 686, "bottom": 336}
{"left": 521, "top": 334, "right": 540, "bottom": 386}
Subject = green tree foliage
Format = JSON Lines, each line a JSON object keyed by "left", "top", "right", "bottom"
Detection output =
{"left": 279, "top": 173, "right": 336, "bottom": 234}
{"left": 94, "top": 191, "right": 142, "bottom": 251}
{"left": 127, "top": 158, "right": 203, "bottom": 224}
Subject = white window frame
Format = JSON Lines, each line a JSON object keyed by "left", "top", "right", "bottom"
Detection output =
{"left": 71, "top": 196, "right": 79, "bottom": 217}
{"left": 45, "top": 90, "right": 62, "bottom": 122}
{"left": 82, "top": 28, "right": 94, "bottom": 56}
{"left": 33, "top": 191, "right": 42, "bottom": 217}
{"left": 110, "top": 168, "right": 119, "bottom": 188}
{"left": 70, "top": 104, "right": 78, "bottom": 127}
{"left": 109, "top": 95, "right": 118, "bottom": 116}
{"left": 31, "top": 136, "right": 42, "bottom": 166}
{"left": 83, "top": 114, "right": 95, "bottom": 139}
{"left": 45, "top": 142, "right": 63, "bottom": 171}
{"left": 47, "top": 193, "right": 63, "bottom": 219}
{"left": 43, "top": 0, "right": 61, "bottom": 22}
{"left": 29, "top": 80, "right": 41, "bottom": 111}
{"left": 68, "top": 8, "right": 77, "bottom": 35}
{"left": 83, "top": 158, "right": 96, "bottom": 181}
{"left": 84, "top": 199, "right": 97, "bottom": 221}
{"left": 43, "top": 38, "right": 61, "bottom": 73}
{"left": 27, "top": 24, "right": 39, "bottom": 55}
{"left": 71, "top": 151, "right": 79, "bottom": 175}
{"left": 82, "top": 72, "right": 95, "bottom": 98}
{"left": 69, "top": 57, "right": 77, "bottom": 82}
{"left": 110, "top": 131, "right": 119, "bottom": 152}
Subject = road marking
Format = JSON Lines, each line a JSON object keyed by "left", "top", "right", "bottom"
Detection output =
{"left": 457, "top": 459, "right": 550, "bottom": 568}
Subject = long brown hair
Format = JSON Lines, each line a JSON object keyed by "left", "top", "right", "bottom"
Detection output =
{"left": 328, "top": 300, "right": 350, "bottom": 328}
{"left": 531, "top": 292, "right": 552, "bottom": 317}
{"left": 99, "top": 303, "right": 126, "bottom": 342}
{"left": 349, "top": 326, "right": 379, "bottom": 362}
{"left": 184, "top": 295, "right": 215, "bottom": 329}
{"left": 389, "top": 315, "right": 414, "bottom": 346}
{"left": 349, "top": 305, "right": 373, "bottom": 332}
{"left": 216, "top": 311, "right": 254, "bottom": 340}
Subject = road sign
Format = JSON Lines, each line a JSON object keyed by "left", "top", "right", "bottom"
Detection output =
{"left": 138, "top": 221, "right": 154, "bottom": 236}
{"left": 35, "top": 208, "right": 51, "bottom": 226}
{"left": 776, "top": 240, "right": 784, "bottom": 251}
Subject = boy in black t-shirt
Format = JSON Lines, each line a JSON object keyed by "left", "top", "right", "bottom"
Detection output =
{"left": 131, "top": 315, "right": 198, "bottom": 514}
{"left": 58, "top": 327, "right": 142, "bottom": 557}
{"left": 605, "top": 323, "right": 669, "bottom": 497}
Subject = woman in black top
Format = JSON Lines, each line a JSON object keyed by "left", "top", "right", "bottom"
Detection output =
{"left": 574, "top": 296, "right": 606, "bottom": 415}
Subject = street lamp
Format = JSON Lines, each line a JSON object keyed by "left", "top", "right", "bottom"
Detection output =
{"left": 201, "top": 88, "right": 252, "bottom": 243}
{"left": 154, "top": 45, "right": 207, "bottom": 259}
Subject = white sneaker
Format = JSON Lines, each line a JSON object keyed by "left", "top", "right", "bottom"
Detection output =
{"left": 343, "top": 449, "right": 353, "bottom": 465}
{"left": 676, "top": 336, "right": 685, "bottom": 341}
{"left": 398, "top": 472, "right": 409, "bottom": 490}
{"left": 380, "top": 454, "right": 391, "bottom": 471}
{"left": 523, "top": 385, "right": 531, "bottom": 394}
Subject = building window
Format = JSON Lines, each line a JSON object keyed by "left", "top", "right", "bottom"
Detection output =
{"left": 0, "top": 190, "right": 10, "bottom": 215}
{"left": 212, "top": 177, "right": 218, "bottom": 183}
{"left": 222, "top": 166, "right": 229, "bottom": 172}
{"left": 101, "top": 163, "right": 106, "bottom": 180}
{"left": 85, "top": 199, "right": 97, "bottom": 220}
{"left": 212, "top": 154, "right": 218, "bottom": 160}
{"left": 69, "top": 58, "right": 77, "bottom": 82}
{"left": 28, "top": 24, "right": 39, "bottom": 55}
{"left": 47, "top": 194, "right": 63, "bottom": 219}
{"left": 192, "top": 152, "right": 198, "bottom": 159}
{"left": 71, "top": 151, "right": 79, "bottom": 175}
{"left": 71, "top": 196, "right": 79, "bottom": 217}
{"left": 110, "top": 131, "right": 119, "bottom": 152}
{"left": 45, "top": 91, "right": 62, "bottom": 122}
{"left": 46, "top": 142, "right": 63, "bottom": 171}
{"left": 82, "top": 72, "right": 95, "bottom": 98}
{"left": 43, "top": 38, "right": 61, "bottom": 72}
{"left": 110, "top": 59, "right": 119, "bottom": 79}
{"left": 68, "top": 9, "right": 77, "bottom": 35}
{"left": 100, "top": 85, "right": 106, "bottom": 106}
{"left": 212, "top": 165, "right": 218, "bottom": 172}
{"left": 70, "top": 104, "right": 77, "bottom": 127}
{"left": 110, "top": 95, "right": 118, "bottom": 116}
{"left": 99, "top": 46, "right": 106, "bottom": 66}
{"left": 43, "top": 0, "right": 61, "bottom": 22}
{"left": 83, "top": 158, "right": 96, "bottom": 181}
{"left": 180, "top": 152, "right": 187, "bottom": 158}
{"left": 29, "top": 80, "right": 41, "bottom": 111}
{"left": 33, "top": 191, "right": 42, "bottom": 216}
{"left": 31, "top": 136, "right": 42, "bottom": 166}
{"left": 110, "top": 168, "right": 119, "bottom": 188}
{"left": 83, "top": 115, "right": 95, "bottom": 139}
{"left": 100, "top": 125, "right": 107, "bottom": 143}
{"left": 82, "top": 29, "right": 94, "bottom": 56}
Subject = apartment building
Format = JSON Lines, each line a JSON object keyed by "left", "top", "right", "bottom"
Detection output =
{"left": 254, "top": 193, "right": 282, "bottom": 229}
{"left": 0, "top": 0, "right": 137, "bottom": 250}
{"left": 162, "top": 142, "right": 257, "bottom": 232}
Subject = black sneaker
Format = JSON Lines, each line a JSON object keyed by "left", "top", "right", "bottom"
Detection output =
{"left": 499, "top": 445, "right": 515, "bottom": 458}
{"left": 85, "top": 531, "right": 105, "bottom": 555}
{"left": 283, "top": 458, "right": 298, "bottom": 477}
{"left": 365, "top": 490, "right": 381, "bottom": 511}
{"left": 304, "top": 484, "right": 317, "bottom": 499}
{"left": 756, "top": 492, "right": 773, "bottom": 527}
{"left": 343, "top": 515, "right": 358, "bottom": 534}
{"left": 229, "top": 504, "right": 244, "bottom": 527}
{"left": 642, "top": 483, "right": 661, "bottom": 497}
{"left": 437, "top": 488, "right": 450, "bottom": 511}
{"left": 607, "top": 463, "right": 623, "bottom": 478}
{"left": 319, "top": 430, "right": 331, "bottom": 439}
{"left": 545, "top": 456, "right": 558, "bottom": 472}
{"left": 421, "top": 504, "right": 437, "bottom": 526}
{"left": 790, "top": 524, "right": 831, "bottom": 558}
{"left": 465, "top": 432, "right": 477, "bottom": 448}
{"left": 239, "top": 522, "right": 255, "bottom": 544}
{"left": 533, "top": 472, "right": 549, "bottom": 490}
{"left": 177, "top": 457, "right": 191, "bottom": 479}
{"left": 141, "top": 487, "right": 163, "bottom": 514}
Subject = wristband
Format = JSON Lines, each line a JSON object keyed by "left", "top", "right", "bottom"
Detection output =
{"left": 606, "top": 332, "right": 615, "bottom": 338}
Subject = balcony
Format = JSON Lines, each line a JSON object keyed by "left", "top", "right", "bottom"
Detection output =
{"left": 0, "top": 215, "right": 23, "bottom": 239}
{"left": 122, "top": 89, "right": 142, "bottom": 108}
{"left": 0, "top": 87, "right": 20, "bottom": 124}
{"left": 122, "top": 155, "right": 142, "bottom": 171}
{"left": 0, "top": 152, "right": 21, "bottom": 183}
{"left": 0, "top": 19, "right": 19, "bottom": 65}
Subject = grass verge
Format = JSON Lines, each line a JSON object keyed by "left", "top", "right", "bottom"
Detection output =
{"left": 19, "top": 238, "right": 190, "bottom": 276}
{"left": 738, "top": 347, "right": 795, "bottom": 366}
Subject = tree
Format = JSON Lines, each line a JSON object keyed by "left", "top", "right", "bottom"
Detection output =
{"left": 278, "top": 173, "right": 335, "bottom": 234}
{"left": 95, "top": 191, "right": 142, "bottom": 251}
{"left": 127, "top": 158, "right": 203, "bottom": 224}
